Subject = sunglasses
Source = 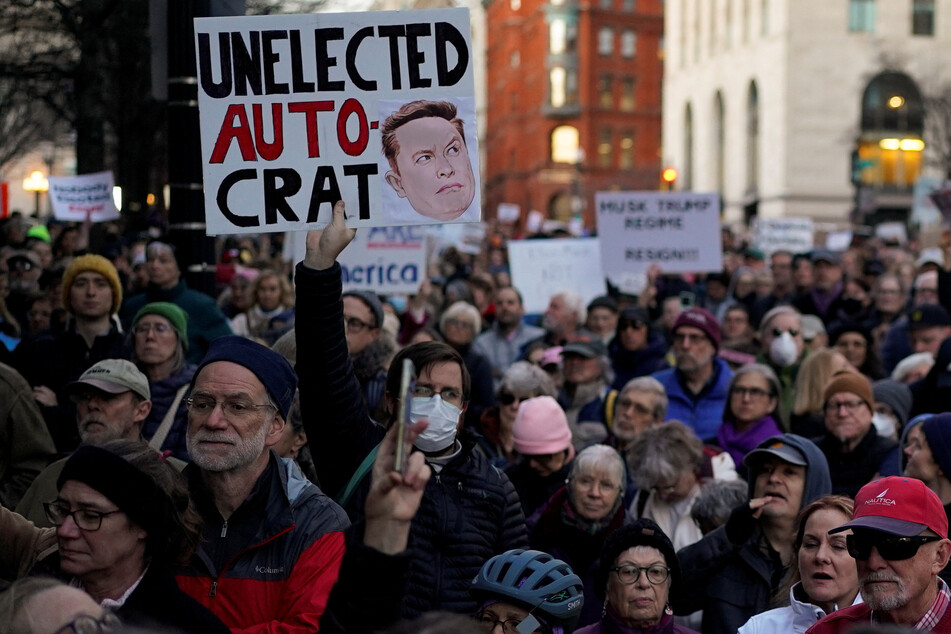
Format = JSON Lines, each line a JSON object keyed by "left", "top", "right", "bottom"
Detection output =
{"left": 772, "top": 327, "right": 800, "bottom": 337}
{"left": 846, "top": 534, "right": 941, "bottom": 561}
{"left": 499, "top": 392, "right": 533, "bottom": 406}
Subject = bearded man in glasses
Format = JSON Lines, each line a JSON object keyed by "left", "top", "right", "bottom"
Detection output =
{"left": 808, "top": 476, "right": 951, "bottom": 633}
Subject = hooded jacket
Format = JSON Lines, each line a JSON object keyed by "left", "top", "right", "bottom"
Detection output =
{"left": 674, "top": 434, "right": 831, "bottom": 634}
{"left": 738, "top": 582, "right": 863, "bottom": 634}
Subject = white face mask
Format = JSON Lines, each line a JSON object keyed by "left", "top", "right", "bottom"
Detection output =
{"left": 872, "top": 412, "right": 897, "bottom": 439}
{"left": 769, "top": 332, "right": 799, "bottom": 368}
{"left": 410, "top": 395, "right": 463, "bottom": 453}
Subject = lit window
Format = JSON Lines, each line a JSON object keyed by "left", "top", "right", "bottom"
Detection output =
{"left": 620, "top": 131, "right": 635, "bottom": 168}
{"left": 622, "top": 0, "right": 635, "bottom": 10}
{"left": 599, "top": 75, "right": 613, "bottom": 108}
{"left": 550, "top": 67, "right": 566, "bottom": 108}
{"left": 620, "top": 78, "right": 636, "bottom": 111}
{"left": 552, "top": 126, "right": 581, "bottom": 163}
{"left": 510, "top": 50, "right": 520, "bottom": 67}
{"left": 598, "top": 27, "right": 614, "bottom": 56}
{"left": 511, "top": 0, "right": 521, "bottom": 9}
{"left": 598, "top": 128, "right": 613, "bottom": 168}
{"left": 912, "top": 0, "right": 934, "bottom": 35}
{"left": 621, "top": 30, "right": 637, "bottom": 58}
{"left": 550, "top": 19, "right": 567, "bottom": 54}
{"left": 849, "top": 0, "right": 875, "bottom": 32}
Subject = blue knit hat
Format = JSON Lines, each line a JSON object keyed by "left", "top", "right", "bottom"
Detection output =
{"left": 193, "top": 336, "right": 297, "bottom": 419}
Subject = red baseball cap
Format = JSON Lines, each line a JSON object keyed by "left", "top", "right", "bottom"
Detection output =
{"left": 829, "top": 476, "right": 948, "bottom": 538}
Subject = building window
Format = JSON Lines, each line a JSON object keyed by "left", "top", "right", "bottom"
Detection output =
{"left": 598, "top": 128, "right": 613, "bottom": 168}
{"left": 747, "top": 81, "right": 760, "bottom": 191}
{"left": 510, "top": 50, "right": 520, "bottom": 67}
{"left": 710, "top": 0, "right": 717, "bottom": 53}
{"left": 620, "top": 131, "right": 635, "bottom": 168}
{"left": 598, "top": 27, "right": 614, "bottom": 56}
{"left": 550, "top": 67, "right": 567, "bottom": 107}
{"left": 912, "top": 0, "right": 934, "bottom": 35}
{"left": 599, "top": 75, "right": 613, "bottom": 108}
{"left": 694, "top": 0, "right": 702, "bottom": 62}
{"left": 600, "top": 0, "right": 613, "bottom": 9}
{"left": 743, "top": 0, "right": 750, "bottom": 42}
{"left": 680, "top": 0, "right": 688, "bottom": 67}
{"left": 551, "top": 126, "right": 581, "bottom": 163}
{"left": 511, "top": 0, "right": 521, "bottom": 9}
{"left": 849, "top": 0, "right": 875, "bottom": 32}
{"left": 714, "top": 92, "right": 725, "bottom": 193}
{"left": 761, "top": 0, "right": 768, "bottom": 36}
{"left": 622, "top": 0, "right": 635, "bottom": 11}
{"left": 724, "top": 0, "right": 732, "bottom": 49}
{"left": 550, "top": 19, "right": 567, "bottom": 54}
{"left": 620, "top": 78, "right": 636, "bottom": 111}
{"left": 684, "top": 102, "right": 694, "bottom": 190}
{"left": 621, "top": 30, "right": 637, "bottom": 58}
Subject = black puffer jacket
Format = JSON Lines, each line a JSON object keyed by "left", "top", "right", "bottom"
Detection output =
{"left": 295, "top": 261, "right": 528, "bottom": 619}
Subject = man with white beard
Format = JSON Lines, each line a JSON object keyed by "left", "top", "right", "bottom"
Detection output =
{"left": 175, "top": 336, "right": 349, "bottom": 633}
{"left": 809, "top": 476, "right": 951, "bottom": 632}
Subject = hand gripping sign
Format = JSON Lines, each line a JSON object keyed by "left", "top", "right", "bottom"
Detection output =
{"left": 194, "top": 9, "right": 481, "bottom": 235}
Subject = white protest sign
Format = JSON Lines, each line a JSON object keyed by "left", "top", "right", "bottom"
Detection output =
{"left": 48, "top": 172, "right": 120, "bottom": 222}
{"left": 595, "top": 191, "right": 722, "bottom": 274}
{"left": 497, "top": 203, "right": 520, "bottom": 223}
{"left": 507, "top": 238, "right": 605, "bottom": 314}
{"left": 338, "top": 226, "right": 427, "bottom": 294}
{"left": 875, "top": 222, "right": 908, "bottom": 245}
{"left": 426, "top": 222, "right": 485, "bottom": 255}
{"left": 826, "top": 230, "right": 853, "bottom": 251}
{"left": 195, "top": 9, "right": 480, "bottom": 235}
{"left": 752, "top": 217, "right": 814, "bottom": 255}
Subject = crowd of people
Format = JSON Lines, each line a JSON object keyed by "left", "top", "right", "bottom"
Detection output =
{"left": 2, "top": 205, "right": 951, "bottom": 633}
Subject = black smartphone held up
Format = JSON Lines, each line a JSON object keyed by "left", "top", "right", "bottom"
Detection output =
{"left": 394, "top": 358, "right": 416, "bottom": 474}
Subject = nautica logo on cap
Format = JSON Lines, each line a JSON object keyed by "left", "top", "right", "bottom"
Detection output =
{"left": 866, "top": 488, "right": 896, "bottom": 506}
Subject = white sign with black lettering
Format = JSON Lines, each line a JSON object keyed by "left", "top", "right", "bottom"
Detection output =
{"left": 752, "top": 217, "right": 814, "bottom": 255}
{"left": 596, "top": 191, "right": 722, "bottom": 274}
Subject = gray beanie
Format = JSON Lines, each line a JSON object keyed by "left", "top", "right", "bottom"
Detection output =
{"left": 873, "top": 379, "right": 913, "bottom": 428}
{"left": 343, "top": 290, "right": 384, "bottom": 329}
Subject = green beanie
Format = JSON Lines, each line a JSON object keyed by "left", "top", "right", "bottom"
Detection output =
{"left": 26, "top": 225, "right": 51, "bottom": 243}
{"left": 133, "top": 302, "right": 189, "bottom": 350}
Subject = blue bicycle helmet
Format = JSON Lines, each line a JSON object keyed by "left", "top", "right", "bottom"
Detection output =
{"left": 470, "top": 549, "right": 584, "bottom": 632}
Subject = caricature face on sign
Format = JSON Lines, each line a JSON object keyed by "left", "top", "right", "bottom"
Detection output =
{"left": 380, "top": 98, "right": 479, "bottom": 223}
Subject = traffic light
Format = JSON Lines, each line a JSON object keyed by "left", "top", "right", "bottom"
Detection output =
{"left": 661, "top": 167, "right": 677, "bottom": 190}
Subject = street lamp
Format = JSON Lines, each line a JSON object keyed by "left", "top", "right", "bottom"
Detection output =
{"left": 22, "top": 171, "right": 49, "bottom": 217}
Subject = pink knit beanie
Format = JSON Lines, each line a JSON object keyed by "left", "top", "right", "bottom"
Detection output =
{"left": 512, "top": 396, "right": 574, "bottom": 458}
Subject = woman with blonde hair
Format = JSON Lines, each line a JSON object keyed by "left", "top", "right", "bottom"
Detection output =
{"left": 790, "top": 349, "right": 854, "bottom": 438}
{"left": 230, "top": 269, "right": 295, "bottom": 345}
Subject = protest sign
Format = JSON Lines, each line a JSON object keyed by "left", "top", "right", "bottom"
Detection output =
{"left": 751, "top": 217, "right": 814, "bottom": 255}
{"left": 338, "top": 225, "right": 427, "bottom": 294}
{"left": 875, "top": 221, "right": 908, "bottom": 245}
{"left": 595, "top": 191, "right": 722, "bottom": 274}
{"left": 507, "top": 238, "right": 605, "bottom": 314}
{"left": 194, "top": 9, "right": 480, "bottom": 235}
{"left": 497, "top": 203, "right": 520, "bottom": 223}
{"left": 48, "top": 172, "right": 120, "bottom": 222}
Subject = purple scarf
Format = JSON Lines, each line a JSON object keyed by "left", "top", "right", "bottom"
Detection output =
{"left": 717, "top": 415, "right": 783, "bottom": 467}
{"left": 810, "top": 281, "right": 843, "bottom": 318}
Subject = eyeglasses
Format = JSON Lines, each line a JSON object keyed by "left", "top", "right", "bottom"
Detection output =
{"left": 732, "top": 386, "right": 770, "bottom": 399}
{"left": 571, "top": 475, "right": 620, "bottom": 492}
{"left": 772, "top": 327, "right": 800, "bottom": 337}
{"left": 611, "top": 564, "right": 671, "bottom": 586}
{"left": 53, "top": 612, "right": 122, "bottom": 634}
{"left": 476, "top": 612, "right": 539, "bottom": 634}
{"left": 344, "top": 316, "right": 375, "bottom": 333}
{"left": 846, "top": 534, "right": 942, "bottom": 561}
{"left": 445, "top": 317, "right": 475, "bottom": 331}
{"left": 824, "top": 399, "right": 867, "bottom": 415}
{"left": 184, "top": 396, "right": 274, "bottom": 419}
{"left": 134, "top": 322, "right": 172, "bottom": 335}
{"left": 412, "top": 383, "right": 464, "bottom": 406}
{"left": 499, "top": 391, "right": 532, "bottom": 406}
{"left": 44, "top": 501, "right": 121, "bottom": 531}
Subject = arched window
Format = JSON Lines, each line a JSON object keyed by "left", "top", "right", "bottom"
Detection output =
{"left": 856, "top": 71, "right": 925, "bottom": 187}
{"left": 861, "top": 71, "right": 924, "bottom": 133}
{"left": 746, "top": 81, "right": 759, "bottom": 192}
{"left": 684, "top": 102, "right": 694, "bottom": 189}
{"left": 714, "top": 92, "right": 725, "bottom": 193}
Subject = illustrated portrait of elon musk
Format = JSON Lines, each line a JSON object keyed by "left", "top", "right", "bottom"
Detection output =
{"left": 379, "top": 98, "right": 480, "bottom": 223}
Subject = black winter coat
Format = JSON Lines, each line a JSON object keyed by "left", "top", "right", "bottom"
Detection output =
{"left": 295, "top": 261, "right": 529, "bottom": 619}
{"left": 119, "top": 565, "right": 231, "bottom": 634}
